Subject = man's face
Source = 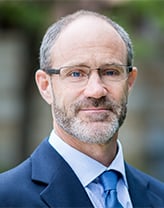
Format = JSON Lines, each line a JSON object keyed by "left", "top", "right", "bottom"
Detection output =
{"left": 48, "top": 16, "right": 133, "bottom": 144}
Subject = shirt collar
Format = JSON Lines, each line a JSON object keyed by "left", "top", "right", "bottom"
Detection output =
{"left": 49, "top": 130, "right": 128, "bottom": 187}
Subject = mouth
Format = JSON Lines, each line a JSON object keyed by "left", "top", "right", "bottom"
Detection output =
{"left": 78, "top": 107, "right": 114, "bottom": 120}
{"left": 80, "top": 107, "right": 113, "bottom": 113}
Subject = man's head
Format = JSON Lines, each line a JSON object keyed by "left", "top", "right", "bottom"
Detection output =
{"left": 36, "top": 10, "right": 137, "bottom": 144}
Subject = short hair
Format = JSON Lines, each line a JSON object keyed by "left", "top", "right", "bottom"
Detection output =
{"left": 39, "top": 10, "right": 133, "bottom": 69}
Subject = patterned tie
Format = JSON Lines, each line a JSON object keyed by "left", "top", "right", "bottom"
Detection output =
{"left": 99, "top": 170, "right": 123, "bottom": 208}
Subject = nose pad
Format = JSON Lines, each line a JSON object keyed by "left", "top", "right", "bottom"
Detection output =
{"left": 83, "top": 72, "right": 108, "bottom": 99}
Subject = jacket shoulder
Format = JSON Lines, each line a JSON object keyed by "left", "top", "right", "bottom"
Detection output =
{"left": 126, "top": 163, "right": 164, "bottom": 196}
{"left": 0, "top": 158, "right": 31, "bottom": 186}
{"left": 0, "top": 151, "right": 47, "bottom": 207}
{"left": 0, "top": 158, "right": 32, "bottom": 205}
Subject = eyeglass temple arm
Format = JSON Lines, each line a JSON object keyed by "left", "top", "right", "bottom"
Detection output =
{"left": 43, "top": 68, "right": 60, "bottom": 75}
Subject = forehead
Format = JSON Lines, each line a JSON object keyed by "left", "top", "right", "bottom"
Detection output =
{"left": 51, "top": 16, "right": 127, "bottom": 66}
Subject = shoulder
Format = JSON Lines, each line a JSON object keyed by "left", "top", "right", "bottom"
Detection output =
{"left": 0, "top": 158, "right": 31, "bottom": 183}
{"left": 0, "top": 143, "right": 49, "bottom": 207}
{"left": 0, "top": 158, "right": 33, "bottom": 205}
{"left": 126, "top": 163, "right": 164, "bottom": 192}
{"left": 0, "top": 138, "right": 50, "bottom": 191}
{"left": 0, "top": 158, "right": 32, "bottom": 192}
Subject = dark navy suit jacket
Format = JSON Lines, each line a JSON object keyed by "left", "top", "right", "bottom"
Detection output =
{"left": 0, "top": 138, "right": 164, "bottom": 207}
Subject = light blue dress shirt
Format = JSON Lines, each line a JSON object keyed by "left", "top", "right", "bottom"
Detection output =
{"left": 49, "top": 130, "right": 133, "bottom": 208}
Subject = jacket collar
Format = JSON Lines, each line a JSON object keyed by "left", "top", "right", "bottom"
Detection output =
{"left": 31, "top": 139, "right": 93, "bottom": 208}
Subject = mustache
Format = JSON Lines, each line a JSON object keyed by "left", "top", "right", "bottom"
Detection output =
{"left": 73, "top": 97, "right": 122, "bottom": 114}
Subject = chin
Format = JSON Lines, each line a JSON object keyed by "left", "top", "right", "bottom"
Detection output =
{"left": 70, "top": 122, "right": 119, "bottom": 144}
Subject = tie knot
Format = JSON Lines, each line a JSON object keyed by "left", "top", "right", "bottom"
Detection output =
{"left": 99, "top": 170, "right": 119, "bottom": 192}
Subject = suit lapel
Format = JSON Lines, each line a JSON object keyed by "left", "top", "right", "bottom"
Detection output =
{"left": 125, "top": 163, "right": 163, "bottom": 208}
{"left": 40, "top": 159, "right": 93, "bottom": 208}
{"left": 31, "top": 139, "right": 93, "bottom": 208}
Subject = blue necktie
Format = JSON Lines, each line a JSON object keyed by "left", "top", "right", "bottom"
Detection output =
{"left": 99, "top": 170, "right": 123, "bottom": 208}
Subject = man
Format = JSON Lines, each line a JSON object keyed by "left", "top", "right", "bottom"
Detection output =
{"left": 0, "top": 10, "right": 164, "bottom": 208}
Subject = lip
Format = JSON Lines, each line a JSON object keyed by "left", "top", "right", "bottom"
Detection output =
{"left": 78, "top": 107, "right": 113, "bottom": 121}
{"left": 80, "top": 108, "right": 111, "bottom": 112}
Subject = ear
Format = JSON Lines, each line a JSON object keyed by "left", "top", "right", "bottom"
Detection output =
{"left": 127, "top": 66, "right": 138, "bottom": 93}
{"left": 35, "top": 70, "right": 53, "bottom": 105}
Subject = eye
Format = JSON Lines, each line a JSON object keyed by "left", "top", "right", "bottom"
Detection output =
{"left": 101, "top": 68, "right": 121, "bottom": 76}
{"left": 70, "top": 70, "right": 84, "bottom": 77}
{"left": 61, "top": 66, "right": 89, "bottom": 80}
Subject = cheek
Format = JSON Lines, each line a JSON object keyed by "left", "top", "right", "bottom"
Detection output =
{"left": 108, "top": 82, "right": 128, "bottom": 102}
{"left": 53, "top": 84, "right": 81, "bottom": 109}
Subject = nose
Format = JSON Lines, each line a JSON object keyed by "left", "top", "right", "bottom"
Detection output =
{"left": 83, "top": 72, "right": 108, "bottom": 99}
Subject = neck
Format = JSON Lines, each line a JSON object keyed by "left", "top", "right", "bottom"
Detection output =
{"left": 54, "top": 122, "right": 118, "bottom": 167}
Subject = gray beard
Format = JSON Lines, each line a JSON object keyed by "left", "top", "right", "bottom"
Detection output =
{"left": 52, "top": 96, "right": 127, "bottom": 144}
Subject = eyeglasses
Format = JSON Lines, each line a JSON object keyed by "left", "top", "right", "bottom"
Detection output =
{"left": 43, "top": 64, "right": 132, "bottom": 86}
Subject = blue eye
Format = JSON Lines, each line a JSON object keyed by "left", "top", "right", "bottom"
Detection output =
{"left": 71, "top": 71, "right": 82, "bottom": 77}
{"left": 61, "top": 66, "right": 89, "bottom": 81}
{"left": 101, "top": 69, "right": 120, "bottom": 77}
{"left": 106, "top": 70, "right": 120, "bottom": 76}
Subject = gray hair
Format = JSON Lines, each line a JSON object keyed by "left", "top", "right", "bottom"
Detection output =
{"left": 39, "top": 10, "right": 133, "bottom": 69}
